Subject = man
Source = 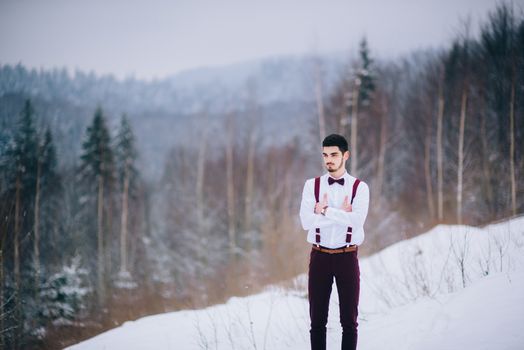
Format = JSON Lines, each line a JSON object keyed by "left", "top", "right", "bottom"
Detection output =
{"left": 299, "top": 134, "right": 370, "bottom": 350}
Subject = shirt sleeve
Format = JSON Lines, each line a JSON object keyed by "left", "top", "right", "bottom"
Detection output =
{"left": 299, "top": 179, "right": 334, "bottom": 231}
{"left": 323, "top": 181, "right": 369, "bottom": 231}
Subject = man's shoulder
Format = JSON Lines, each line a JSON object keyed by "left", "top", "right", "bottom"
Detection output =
{"left": 304, "top": 174, "right": 327, "bottom": 185}
{"left": 347, "top": 174, "right": 369, "bottom": 189}
{"left": 353, "top": 177, "right": 368, "bottom": 186}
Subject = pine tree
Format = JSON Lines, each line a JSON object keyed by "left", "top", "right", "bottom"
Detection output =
{"left": 114, "top": 115, "right": 138, "bottom": 288}
{"left": 3, "top": 99, "right": 39, "bottom": 349}
{"left": 33, "top": 127, "right": 60, "bottom": 299}
{"left": 36, "top": 254, "right": 90, "bottom": 331}
{"left": 357, "top": 37, "right": 376, "bottom": 106}
{"left": 38, "top": 127, "right": 61, "bottom": 260}
{"left": 78, "top": 107, "right": 114, "bottom": 305}
{"left": 350, "top": 37, "right": 376, "bottom": 175}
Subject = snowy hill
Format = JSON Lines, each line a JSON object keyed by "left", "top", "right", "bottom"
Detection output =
{"left": 67, "top": 217, "right": 524, "bottom": 350}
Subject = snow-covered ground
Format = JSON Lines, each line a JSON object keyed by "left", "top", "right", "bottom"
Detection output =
{"left": 68, "top": 217, "right": 524, "bottom": 350}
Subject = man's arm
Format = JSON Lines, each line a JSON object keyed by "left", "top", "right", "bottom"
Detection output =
{"left": 299, "top": 179, "right": 334, "bottom": 230}
{"left": 323, "top": 181, "right": 369, "bottom": 231}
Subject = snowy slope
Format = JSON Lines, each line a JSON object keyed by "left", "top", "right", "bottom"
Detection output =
{"left": 67, "top": 217, "right": 524, "bottom": 350}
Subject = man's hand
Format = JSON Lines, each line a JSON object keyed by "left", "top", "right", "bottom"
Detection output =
{"left": 342, "top": 195, "right": 352, "bottom": 212}
{"left": 314, "top": 193, "right": 328, "bottom": 214}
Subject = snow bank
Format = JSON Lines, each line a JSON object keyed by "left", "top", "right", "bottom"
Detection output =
{"left": 360, "top": 216, "right": 524, "bottom": 313}
{"left": 67, "top": 217, "right": 524, "bottom": 350}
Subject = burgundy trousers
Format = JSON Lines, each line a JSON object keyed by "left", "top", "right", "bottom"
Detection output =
{"left": 308, "top": 246, "right": 360, "bottom": 350}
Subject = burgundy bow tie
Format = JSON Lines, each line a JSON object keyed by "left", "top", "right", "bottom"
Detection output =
{"left": 328, "top": 177, "right": 345, "bottom": 186}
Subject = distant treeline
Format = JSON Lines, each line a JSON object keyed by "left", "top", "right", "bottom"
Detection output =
{"left": 0, "top": 2, "right": 523, "bottom": 349}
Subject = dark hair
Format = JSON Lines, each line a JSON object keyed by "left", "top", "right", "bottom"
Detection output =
{"left": 322, "top": 134, "right": 349, "bottom": 153}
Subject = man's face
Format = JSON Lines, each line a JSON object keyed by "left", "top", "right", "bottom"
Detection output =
{"left": 322, "top": 146, "right": 349, "bottom": 173}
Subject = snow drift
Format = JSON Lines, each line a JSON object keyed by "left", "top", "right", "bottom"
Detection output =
{"left": 68, "top": 217, "right": 524, "bottom": 350}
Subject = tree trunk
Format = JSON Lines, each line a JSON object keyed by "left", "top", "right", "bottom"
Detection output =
{"left": 350, "top": 82, "right": 360, "bottom": 175}
{"left": 34, "top": 159, "right": 41, "bottom": 301}
{"left": 480, "top": 96, "right": 494, "bottom": 217}
{"left": 436, "top": 70, "right": 445, "bottom": 221}
{"left": 14, "top": 173, "right": 21, "bottom": 349}
{"left": 244, "top": 125, "right": 256, "bottom": 251}
{"left": 196, "top": 121, "right": 208, "bottom": 231}
{"left": 0, "top": 240, "right": 4, "bottom": 349}
{"left": 457, "top": 88, "right": 468, "bottom": 225}
{"left": 226, "top": 116, "right": 236, "bottom": 257}
{"left": 425, "top": 112, "right": 436, "bottom": 221}
{"left": 1, "top": 202, "right": 8, "bottom": 349}
{"left": 106, "top": 186, "right": 113, "bottom": 286}
{"left": 375, "top": 95, "right": 388, "bottom": 206}
{"left": 314, "top": 60, "right": 326, "bottom": 143}
{"left": 97, "top": 173, "right": 106, "bottom": 305}
{"left": 119, "top": 163, "right": 129, "bottom": 274}
{"left": 509, "top": 76, "right": 516, "bottom": 217}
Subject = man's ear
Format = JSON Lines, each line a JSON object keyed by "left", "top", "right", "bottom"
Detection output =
{"left": 344, "top": 151, "right": 350, "bottom": 160}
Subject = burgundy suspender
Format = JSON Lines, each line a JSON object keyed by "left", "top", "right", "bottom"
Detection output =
{"left": 346, "top": 179, "right": 361, "bottom": 244}
{"left": 314, "top": 177, "right": 361, "bottom": 246}
{"left": 314, "top": 177, "right": 321, "bottom": 244}
{"left": 314, "top": 177, "right": 320, "bottom": 202}
{"left": 351, "top": 179, "right": 361, "bottom": 202}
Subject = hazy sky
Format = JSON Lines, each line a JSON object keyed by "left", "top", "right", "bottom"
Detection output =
{"left": 0, "top": 0, "right": 510, "bottom": 80}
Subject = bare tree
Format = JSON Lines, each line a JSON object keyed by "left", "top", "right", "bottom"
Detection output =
{"left": 509, "top": 62, "right": 517, "bottom": 217}
{"left": 456, "top": 84, "right": 468, "bottom": 225}
{"left": 436, "top": 64, "right": 445, "bottom": 222}
{"left": 226, "top": 114, "right": 236, "bottom": 257}
{"left": 456, "top": 25, "right": 471, "bottom": 225}
{"left": 450, "top": 230, "right": 470, "bottom": 288}
{"left": 375, "top": 89, "right": 389, "bottom": 207}
{"left": 196, "top": 111, "right": 209, "bottom": 231}
{"left": 479, "top": 91, "right": 494, "bottom": 216}
{"left": 244, "top": 116, "right": 257, "bottom": 250}
{"left": 350, "top": 79, "right": 360, "bottom": 175}
{"left": 313, "top": 57, "right": 326, "bottom": 143}
{"left": 424, "top": 102, "right": 436, "bottom": 221}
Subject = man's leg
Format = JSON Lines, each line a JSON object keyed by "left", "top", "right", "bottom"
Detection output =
{"left": 308, "top": 249, "right": 334, "bottom": 350}
{"left": 334, "top": 251, "right": 360, "bottom": 350}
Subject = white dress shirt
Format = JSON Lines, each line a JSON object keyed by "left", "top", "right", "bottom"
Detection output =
{"left": 299, "top": 171, "right": 369, "bottom": 248}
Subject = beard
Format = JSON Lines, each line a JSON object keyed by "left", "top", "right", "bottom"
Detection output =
{"left": 326, "top": 158, "right": 344, "bottom": 173}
